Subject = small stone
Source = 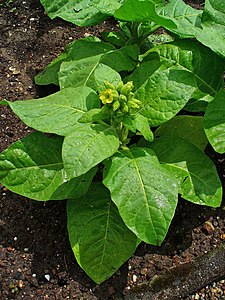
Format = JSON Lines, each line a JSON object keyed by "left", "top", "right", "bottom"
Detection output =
{"left": 203, "top": 221, "right": 215, "bottom": 234}
{"left": 44, "top": 274, "right": 50, "bottom": 281}
{"left": 132, "top": 274, "right": 137, "bottom": 283}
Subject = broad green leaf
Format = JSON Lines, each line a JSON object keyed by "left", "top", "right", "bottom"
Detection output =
{"left": 59, "top": 45, "right": 139, "bottom": 89}
{"left": 150, "top": 136, "right": 222, "bottom": 207}
{"left": 93, "top": 0, "right": 125, "bottom": 15}
{"left": 133, "top": 114, "right": 154, "bottom": 142}
{"left": 51, "top": 167, "right": 97, "bottom": 200}
{"left": 67, "top": 183, "right": 139, "bottom": 284}
{"left": 101, "top": 31, "right": 128, "bottom": 48}
{"left": 63, "top": 123, "right": 120, "bottom": 178}
{"left": 158, "top": 0, "right": 202, "bottom": 38}
{"left": 184, "top": 93, "right": 214, "bottom": 112}
{"left": 126, "top": 60, "right": 161, "bottom": 90}
{"left": 103, "top": 147, "right": 178, "bottom": 245}
{"left": 40, "top": 0, "right": 107, "bottom": 27}
{"left": 78, "top": 106, "right": 110, "bottom": 123}
{"left": 155, "top": 115, "right": 208, "bottom": 151}
{"left": 204, "top": 89, "right": 225, "bottom": 154}
{"left": 134, "top": 65, "right": 196, "bottom": 126}
{"left": 195, "top": 0, "right": 225, "bottom": 58}
{"left": 114, "top": 0, "right": 177, "bottom": 29}
{"left": 94, "top": 64, "right": 121, "bottom": 92}
{"left": 144, "top": 40, "right": 224, "bottom": 97}
{"left": 35, "top": 38, "right": 115, "bottom": 86}
{"left": 4, "top": 87, "right": 100, "bottom": 136}
{"left": 0, "top": 132, "right": 95, "bottom": 201}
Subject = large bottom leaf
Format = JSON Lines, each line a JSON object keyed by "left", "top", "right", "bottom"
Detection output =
{"left": 67, "top": 183, "right": 139, "bottom": 284}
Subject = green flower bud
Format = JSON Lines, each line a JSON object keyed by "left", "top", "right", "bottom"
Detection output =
{"left": 111, "top": 89, "right": 119, "bottom": 101}
{"left": 127, "top": 92, "right": 134, "bottom": 100}
{"left": 119, "top": 94, "right": 127, "bottom": 103}
{"left": 116, "top": 81, "right": 123, "bottom": 93}
{"left": 113, "top": 100, "right": 120, "bottom": 111}
{"left": 127, "top": 99, "right": 140, "bottom": 109}
{"left": 120, "top": 81, "right": 134, "bottom": 96}
{"left": 132, "top": 98, "right": 142, "bottom": 105}
{"left": 122, "top": 103, "right": 129, "bottom": 112}
{"left": 104, "top": 81, "right": 115, "bottom": 90}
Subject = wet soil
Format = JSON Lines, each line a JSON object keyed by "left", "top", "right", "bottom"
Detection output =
{"left": 0, "top": 1, "right": 225, "bottom": 299}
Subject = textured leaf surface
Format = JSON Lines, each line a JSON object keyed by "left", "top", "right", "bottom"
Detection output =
{"left": 59, "top": 45, "right": 139, "bottom": 89}
{"left": 103, "top": 147, "right": 178, "bottom": 245}
{"left": 204, "top": 89, "right": 225, "bottom": 154}
{"left": 133, "top": 114, "right": 154, "bottom": 142}
{"left": 155, "top": 115, "right": 208, "bottom": 151}
{"left": 145, "top": 40, "right": 224, "bottom": 98}
{"left": 0, "top": 133, "right": 94, "bottom": 200}
{"left": 63, "top": 123, "right": 119, "bottom": 178}
{"left": 195, "top": 0, "right": 225, "bottom": 58}
{"left": 51, "top": 167, "right": 97, "bottom": 200}
{"left": 133, "top": 64, "right": 196, "bottom": 126}
{"left": 67, "top": 183, "right": 139, "bottom": 284}
{"left": 158, "top": 0, "right": 202, "bottom": 38}
{"left": 114, "top": 0, "right": 176, "bottom": 29}
{"left": 40, "top": 0, "right": 107, "bottom": 26}
{"left": 150, "top": 136, "right": 222, "bottom": 207}
{"left": 35, "top": 38, "right": 115, "bottom": 86}
{"left": 5, "top": 87, "right": 100, "bottom": 136}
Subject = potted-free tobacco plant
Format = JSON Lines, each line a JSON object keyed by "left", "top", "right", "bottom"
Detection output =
{"left": 0, "top": 0, "right": 225, "bottom": 283}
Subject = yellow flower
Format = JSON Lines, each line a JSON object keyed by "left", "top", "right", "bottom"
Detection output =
{"left": 99, "top": 89, "right": 114, "bottom": 104}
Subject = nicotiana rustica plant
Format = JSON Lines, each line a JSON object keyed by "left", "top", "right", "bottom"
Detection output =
{"left": 0, "top": 0, "right": 225, "bottom": 283}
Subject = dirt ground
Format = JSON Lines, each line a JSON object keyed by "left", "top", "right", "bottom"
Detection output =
{"left": 0, "top": 0, "right": 225, "bottom": 299}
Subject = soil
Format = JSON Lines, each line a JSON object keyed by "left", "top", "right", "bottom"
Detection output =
{"left": 0, "top": 0, "right": 224, "bottom": 299}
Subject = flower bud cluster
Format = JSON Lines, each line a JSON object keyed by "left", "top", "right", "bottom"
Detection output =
{"left": 99, "top": 81, "right": 141, "bottom": 113}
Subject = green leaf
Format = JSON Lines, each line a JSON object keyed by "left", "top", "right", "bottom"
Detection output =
{"left": 67, "top": 183, "right": 139, "bottom": 284}
{"left": 40, "top": 0, "right": 107, "bottom": 27}
{"left": 133, "top": 114, "right": 154, "bottom": 142}
{"left": 103, "top": 147, "right": 178, "bottom": 245}
{"left": 160, "top": 0, "right": 225, "bottom": 58}
{"left": 51, "top": 167, "right": 97, "bottom": 200}
{"left": 59, "top": 45, "right": 139, "bottom": 89}
{"left": 101, "top": 31, "right": 127, "bottom": 47}
{"left": 144, "top": 40, "right": 224, "bottom": 98}
{"left": 134, "top": 65, "right": 196, "bottom": 126}
{"left": 35, "top": 38, "right": 115, "bottom": 86}
{"left": 158, "top": 0, "right": 202, "bottom": 38}
{"left": 155, "top": 115, "right": 208, "bottom": 151}
{"left": 204, "top": 89, "right": 225, "bottom": 154}
{"left": 0, "top": 132, "right": 94, "bottom": 200}
{"left": 150, "top": 136, "right": 222, "bottom": 207}
{"left": 195, "top": 0, "right": 225, "bottom": 58}
{"left": 63, "top": 123, "right": 120, "bottom": 178}
{"left": 114, "top": 0, "right": 176, "bottom": 29}
{"left": 93, "top": 0, "right": 125, "bottom": 15}
{"left": 78, "top": 106, "right": 110, "bottom": 123}
{"left": 5, "top": 87, "right": 100, "bottom": 136}
{"left": 94, "top": 64, "right": 121, "bottom": 92}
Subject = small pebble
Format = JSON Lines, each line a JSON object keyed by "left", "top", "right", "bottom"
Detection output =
{"left": 44, "top": 274, "right": 50, "bottom": 281}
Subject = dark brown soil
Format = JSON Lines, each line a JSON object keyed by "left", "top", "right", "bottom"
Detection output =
{"left": 0, "top": 1, "right": 225, "bottom": 299}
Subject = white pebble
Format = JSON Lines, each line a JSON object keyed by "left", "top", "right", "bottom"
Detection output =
{"left": 44, "top": 274, "right": 50, "bottom": 281}
{"left": 32, "top": 273, "right": 36, "bottom": 278}
{"left": 14, "top": 237, "right": 17, "bottom": 241}
{"left": 132, "top": 274, "right": 137, "bottom": 282}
